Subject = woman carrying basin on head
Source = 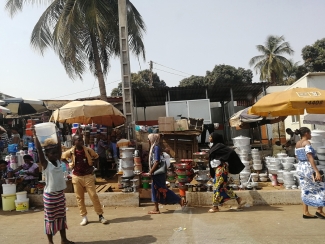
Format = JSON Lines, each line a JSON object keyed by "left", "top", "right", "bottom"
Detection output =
{"left": 295, "top": 127, "right": 325, "bottom": 219}
{"left": 208, "top": 132, "right": 246, "bottom": 213}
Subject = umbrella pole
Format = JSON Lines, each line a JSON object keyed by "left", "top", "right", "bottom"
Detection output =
{"left": 278, "top": 122, "right": 281, "bottom": 142}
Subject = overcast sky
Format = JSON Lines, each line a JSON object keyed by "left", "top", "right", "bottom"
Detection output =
{"left": 1, "top": 0, "right": 325, "bottom": 100}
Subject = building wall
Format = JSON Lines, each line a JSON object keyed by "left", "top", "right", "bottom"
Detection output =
{"left": 284, "top": 74, "right": 325, "bottom": 139}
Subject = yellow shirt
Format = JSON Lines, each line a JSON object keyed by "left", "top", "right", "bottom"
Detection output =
{"left": 61, "top": 145, "right": 99, "bottom": 169}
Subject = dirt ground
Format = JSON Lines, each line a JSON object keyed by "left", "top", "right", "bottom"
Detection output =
{"left": 1, "top": 204, "right": 325, "bottom": 244}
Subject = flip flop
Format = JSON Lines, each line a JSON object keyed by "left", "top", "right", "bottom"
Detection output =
{"left": 208, "top": 208, "right": 219, "bottom": 213}
{"left": 148, "top": 210, "right": 160, "bottom": 214}
{"left": 238, "top": 200, "right": 247, "bottom": 209}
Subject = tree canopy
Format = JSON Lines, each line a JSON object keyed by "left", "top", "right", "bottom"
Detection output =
{"left": 5, "top": 0, "right": 146, "bottom": 101}
{"left": 111, "top": 69, "right": 167, "bottom": 96}
{"left": 302, "top": 38, "right": 325, "bottom": 72}
{"left": 249, "top": 35, "right": 294, "bottom": 84}
{"left": 179, "top": 65, "right": 252, "bottom": 87}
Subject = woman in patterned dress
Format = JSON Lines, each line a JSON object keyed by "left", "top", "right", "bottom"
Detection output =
{"left": 208, "top": 132, "right": 246, "bottom": 213}
{"left": 296, "top": 127, "right": 325, "bottom": 219}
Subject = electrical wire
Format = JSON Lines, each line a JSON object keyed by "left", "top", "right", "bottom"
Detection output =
{"left": 152, "top": 61, "right": 194, "bottom": 76}
{"left": 88, "top": 78, "right": 96, "bottom": 97}
{"left": 49, "top": 79, "right": 121, "bottom": 99}
{"left": 152, "top": 67, "right": 188, "bottom": 78}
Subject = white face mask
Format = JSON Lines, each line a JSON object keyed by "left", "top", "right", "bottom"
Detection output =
{"left": 209, "top": 142, "right": 213, "bottom": 148}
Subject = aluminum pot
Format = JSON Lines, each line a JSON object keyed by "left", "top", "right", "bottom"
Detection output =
{"left": 119, "top": 147, "right": 134, "bottom": 158}
{"left": 317, "top": 147, "right": 325, "bottom": 154}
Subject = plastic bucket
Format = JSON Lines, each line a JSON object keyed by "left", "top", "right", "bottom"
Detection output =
{"left": 15, "top": 198, "right": 29, "bottom": 211}
{"left": 8, "top": 144, "right": 18, "bottom": 153}
{"left": 16, "top": 191, "right": 27, "bottom": 202}
{"left": 34, "top": 122, "right": 58, "bottom": 147}
{"left": 71, "top": 128, "right": 78, "bottom": 134}
{"left": 142, "top": 182, "right": 150, "bottom": 189}
{"left": 1, "top": 194, "right": 16, "bottom": 211}
{"left": 2, "top": 184, "right": 16, "bottom": 195}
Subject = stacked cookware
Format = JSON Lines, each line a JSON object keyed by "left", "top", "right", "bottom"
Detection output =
{"left": 174, "top": 159, "right": 193, "bottom": 196}
{"left": 251, "top": 149, "right": 262, "bottom": 172}
{"left": 120, "top": 147, "right": 135, "bottom": 178}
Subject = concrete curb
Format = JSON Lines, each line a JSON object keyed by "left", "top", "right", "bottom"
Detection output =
{"left": 186, "top": 190, "right": 302, "bottom": 206}
{"left": 28, "top": 192, "right": 139, "bottom": 207}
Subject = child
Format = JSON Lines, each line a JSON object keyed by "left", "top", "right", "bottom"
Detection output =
{"left": 33, "top": 128, "right": 74, "bottom": 244}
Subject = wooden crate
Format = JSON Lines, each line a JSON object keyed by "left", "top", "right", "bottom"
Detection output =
{"left": 161, "top": 133, "right": 198, "bottom": 161}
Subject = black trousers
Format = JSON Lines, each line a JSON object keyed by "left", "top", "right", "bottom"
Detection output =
{"left": 99, "top": 156, "right": 109, "bottom": 178}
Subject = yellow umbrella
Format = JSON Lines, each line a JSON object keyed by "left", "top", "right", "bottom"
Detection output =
{"left": 50, "top": 100, "right": 125, "bottom": 126}
{"left": 248, "top": 87, "right": 325, "bottom": 117}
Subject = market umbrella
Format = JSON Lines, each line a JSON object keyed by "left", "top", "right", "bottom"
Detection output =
{"left": 303, "top": 114, "right": 325, "bottom": 125}
{"left": 3, "top": 97, "right": 47, "bottom": 116}
{"left": 0, "top": 105, "right": 11, "bottom": 115}
{"left": 229, "top": 107, "right": 286, "bottom": 129}
{"left": 248, "top": 87, "right": 325, "bottom": 117}
{"left": 50, "top": 100, "right": 125, "bottom": 126}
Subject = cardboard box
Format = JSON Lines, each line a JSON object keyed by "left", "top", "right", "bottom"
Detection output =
{"left": 174, "top": 119, "right": 189, "bottom": 131}
{"left": 158, "top": 117, "right": 175, "bottom": 132}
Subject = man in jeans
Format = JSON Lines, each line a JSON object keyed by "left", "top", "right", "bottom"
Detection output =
{"left": 61, "top": 135, "right": 109, "bottom": 226}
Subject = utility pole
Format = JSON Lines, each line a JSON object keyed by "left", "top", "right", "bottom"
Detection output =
{"left": 149, "top": 60, "right": 153, "bottom": 87}
{"left": 118, "top": 0, "right": 134, "bottom": 139}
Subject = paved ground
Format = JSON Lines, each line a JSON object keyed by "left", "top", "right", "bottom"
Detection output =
{"left": 1, "top": 203, "right": 325, "bottom": 244}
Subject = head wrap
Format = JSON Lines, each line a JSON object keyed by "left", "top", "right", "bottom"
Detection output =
{"left": 210, "top": 132, "right": 225, "bottom": 146}
{"left": 148, "top": 133, "right": 160, "bottom": 169}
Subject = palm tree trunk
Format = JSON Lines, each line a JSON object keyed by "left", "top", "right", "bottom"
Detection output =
{"left": 90, "top": 32, "right": 107, "bottom": 102}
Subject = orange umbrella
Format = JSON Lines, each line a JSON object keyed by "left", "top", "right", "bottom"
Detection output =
{"left": 50, "top": 100, "right": 125, "bottom": 126}
{"left": 248, "top": 87, "right": 325, "bottom": 117}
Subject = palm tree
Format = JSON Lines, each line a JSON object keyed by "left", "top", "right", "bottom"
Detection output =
{"left": 283, "top": 59, "right": 300, "bottom": 85}
{"left": 249, "top": 35, "right": 293, "bottom": 84}
{"left": 5, "top": 0, "right": 146, "bottom": 101}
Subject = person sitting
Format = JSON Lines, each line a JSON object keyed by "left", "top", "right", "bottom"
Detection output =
{"left": 0, "top": 160, "right": 14, "bottom": 194}
{"left": 16, "top": 155, "right": 39, "bottom": 192}
{"left": 0, "top": 126, "right": 10, "bottom": 155}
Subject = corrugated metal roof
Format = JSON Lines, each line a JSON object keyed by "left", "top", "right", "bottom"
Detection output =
{"left": 133, "top": 83, "right": 268, "bottom": 107}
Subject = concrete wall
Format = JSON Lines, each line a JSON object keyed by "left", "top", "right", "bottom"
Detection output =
{"left": 134, "top": 105, "right": 166, "bottom": 121}
{"left": 283, "top": 74, "right": 325, "bottom": 137}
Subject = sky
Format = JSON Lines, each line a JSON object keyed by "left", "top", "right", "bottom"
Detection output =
{"left": 1, "top": 0, "right": 325, "bottom": 100}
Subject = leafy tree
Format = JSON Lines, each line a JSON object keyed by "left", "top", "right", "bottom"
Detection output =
{"left": 249, "top": 35, "right": 294, "bottom": 84}
{"left": 179, "top": 76, "right": 205, "bottom": 87}
{"left": 282, "top": 60, "right": 300, "bottom": 85}
{"left": 295, "top": 65, "right": 308, "bottom": 80}
{"left": 110, "top": 69, "right": 167, "bottom": 96}
{"left": 302, "top": 38, "right": 325, "bottom": 72}
{"left": 5, "top": 0, "right": 146, "bottom": 102}
{"left": 205, "top": 64, "right": 253, "bottom": 85}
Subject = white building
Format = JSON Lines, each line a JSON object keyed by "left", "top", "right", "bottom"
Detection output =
{"left": 284, "top": 72, "right": 325, "bottom": 134}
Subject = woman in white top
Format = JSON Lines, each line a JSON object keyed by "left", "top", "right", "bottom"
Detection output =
{"left": 33, "top": 128, "right": 74, "bottom": 244}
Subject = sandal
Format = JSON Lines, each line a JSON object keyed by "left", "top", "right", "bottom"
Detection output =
{"left": 208, "top": 208, "right": 219, "bottom": 213}
{"left": 61, "top": 240, "right": 75, "bottom": 244}
{"left": 237, "top": 198, "right": 247, "bottom": 209}
{"left": 180, "top": 198, "right": 188, "bottom": 208}
{"left": 148, "top": 210, "right": 160, "bottom": 214}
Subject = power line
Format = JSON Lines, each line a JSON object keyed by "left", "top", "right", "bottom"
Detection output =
{"left": 153, "top": 67, "right": 188, "bottom": 78}
{"left": 49, "top": 79, "right": 121, "bottom": 99}
{"left": 88, "top": 79, "right": 96, "bottom": 97}
{"left": 152, "top": 61, "right": 194, "bottom": 76}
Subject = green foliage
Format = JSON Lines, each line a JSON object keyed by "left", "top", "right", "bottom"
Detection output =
{"left": 179, "top": 65, "right": 252, "bottom": 87}
{"left": 5, "top": 0, "right": 146, "bottom": 100}
{"left": 110, "top": 69, "right": 167, "bottom": 96}
{"left": 205, "top": 64, "right": 253, "bottom": 85}
{"left": 249, "top": 35, "right": 294, "bottom": 84}
{"left": 302, "top": 38, "right": 325, "bottom": 72}
{"left": 179, "top": 76, "right": 205, "bottom": 87}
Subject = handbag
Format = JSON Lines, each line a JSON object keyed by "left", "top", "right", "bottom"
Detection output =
{"left": 313, "top": 170, "right": 325, "bottom": 182}
{"left": 152, "top": 154, "right": 167, "bottom": 175}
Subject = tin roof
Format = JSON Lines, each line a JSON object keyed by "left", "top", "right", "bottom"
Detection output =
{"left": 132, "top": 83, "right": 268, "bottom": 107}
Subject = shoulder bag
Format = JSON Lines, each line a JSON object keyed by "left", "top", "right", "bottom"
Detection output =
{"left": 152, "top": 154, "right": 167, "bottom": 175}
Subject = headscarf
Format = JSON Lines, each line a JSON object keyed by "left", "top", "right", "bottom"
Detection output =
{"left": 210, "top": 132, "right": 225, "bottom": 147}
{"left": 148, "top": 133, "right": 160, "bottom": 169}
